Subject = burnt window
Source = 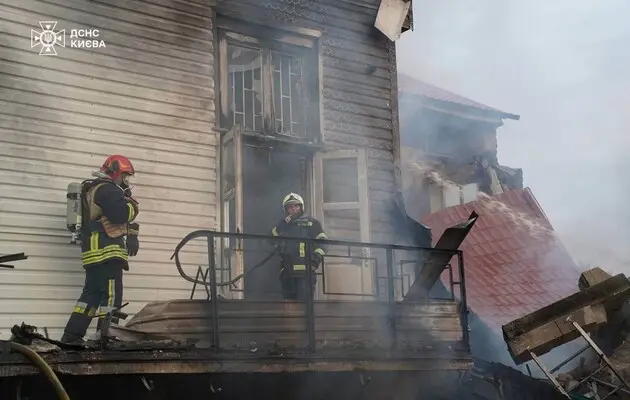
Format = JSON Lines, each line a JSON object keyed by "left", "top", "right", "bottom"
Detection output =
{"left": 226, "top": 44, "right": 264, "bottom": 132}
{"left": 218, "top": 27, "right": 314, "bottom": 139}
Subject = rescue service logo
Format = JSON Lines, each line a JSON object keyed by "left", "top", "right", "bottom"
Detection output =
{"left": 31, "top": 20, "right": 106, "bottom": 56}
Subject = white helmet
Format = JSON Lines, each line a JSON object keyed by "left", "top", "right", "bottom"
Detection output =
{"left": 282, "top": 192, "right": 304, "bottom": 210}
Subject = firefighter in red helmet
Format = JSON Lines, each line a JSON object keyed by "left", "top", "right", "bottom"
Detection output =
{"left": 61, "top": 155, "right": 140, "bottom": 344}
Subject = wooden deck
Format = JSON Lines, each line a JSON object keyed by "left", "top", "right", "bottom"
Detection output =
{"left": 0, "top": 299, "right": 471, "bottom": 377}
{"left": 121, "top": 298, "right": 466, "bottom": 351}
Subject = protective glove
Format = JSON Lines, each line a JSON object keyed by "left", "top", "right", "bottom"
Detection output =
{"left": 126, "top": 197, "right": 139, "bottom": 218}
{"left": 311, "top": 252, "right": 323, "bottom": 270}
{"left": 283, "top": 214, "right": 294, "bottom": 224}
{"left": 127, "top": 223, "right": 139, "bottom": 257}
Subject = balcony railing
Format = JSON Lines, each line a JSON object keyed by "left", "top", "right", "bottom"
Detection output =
{"left": 171, "top": 230, "right": 469, "bottom": 353}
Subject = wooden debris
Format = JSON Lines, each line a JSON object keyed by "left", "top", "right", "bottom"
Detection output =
{"left": 502, "top": 274, "right": 630, "bottom": 364}
{"left": 506, "top": 304, "right": 607, "bottom": 364}
{"left": 404, "top": 212, "right": 478, "bottom": 301}
{"left": 579, "top": 267, "right": 613, "bottom": 290}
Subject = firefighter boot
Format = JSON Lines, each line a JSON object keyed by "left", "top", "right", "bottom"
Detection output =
{"left": 61, "top": 312, "right": 92, "bottom": 344}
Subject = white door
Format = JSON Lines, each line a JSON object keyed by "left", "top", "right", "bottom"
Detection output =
{"left": 220, "top": 124, "right": 244, "bottom": 298}
{"left": 314, "top": 149, "right": 372, "bottom": 300}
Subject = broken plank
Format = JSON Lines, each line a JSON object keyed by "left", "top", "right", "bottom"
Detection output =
{"left": 502, "top": 274, "right": 630, "bottom": 341}
{"left": 506, "top": 304, "right": 607, "bottom": 364}
{"left": 403, "top": 212, "right": 478, "bottom": 301}
{"left": 579, "top": 267, "right": 613, "bottom": 290}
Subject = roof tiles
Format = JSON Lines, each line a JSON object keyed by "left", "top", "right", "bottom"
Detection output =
{"left": 421, "top": 188, "right": 581, "bottom": 332}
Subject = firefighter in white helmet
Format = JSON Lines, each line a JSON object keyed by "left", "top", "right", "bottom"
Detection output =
{"left": 271, "top": 193, "right": 327, "bottom": 300}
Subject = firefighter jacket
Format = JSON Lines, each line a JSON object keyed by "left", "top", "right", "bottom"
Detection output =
{"left": 271, "top": 214, "right": 327, "bottom": 272}
{"left": 81, "top": 179, "right": 139, "bottom": 269}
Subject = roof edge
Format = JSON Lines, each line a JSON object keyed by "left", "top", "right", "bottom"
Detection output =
{"left": 398, "top": 73, "right": 521, "bottom": 121}
{"left": 409, "top": 92, "right": 521, "bottom": 121}
{"left": 521, "top": 187, "right": 554, "bottom": 230}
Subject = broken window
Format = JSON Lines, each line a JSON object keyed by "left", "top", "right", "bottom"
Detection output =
{"left": 226, "top": 44, "right": 264, "bottom": 132}
{"left": 428, "top": 181, "right": 479, "bottom": 212}
{"left": 218, "top": 27, "right": 314, "bottom": 139}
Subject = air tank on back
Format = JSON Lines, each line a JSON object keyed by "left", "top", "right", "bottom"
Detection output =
{"left": 66, "top": 182, "right": 83, "bottom": 244}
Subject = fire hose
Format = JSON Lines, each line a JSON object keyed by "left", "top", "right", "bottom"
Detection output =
{"left": 171, "top": 230, "right": 281, "bottom": 288}
{"left": 1, "top": 254, "right": 70, "bottom": 399}
{"left": 216, "top": 247, "right": 280, "bottom": 288}
{"left": 5, "top": 341, "right": 70, "bottom": 400}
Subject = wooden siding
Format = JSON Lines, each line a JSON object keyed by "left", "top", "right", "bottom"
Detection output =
{"left": 0, "top": 0, "right": 217, "bottom": 339}
{"left": 215, "top": 0, "right": 398, "bottom": 246}
{"left": 0, "top": 0, "right": 406, "bottom": 338}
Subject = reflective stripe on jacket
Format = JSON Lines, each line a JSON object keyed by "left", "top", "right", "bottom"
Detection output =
{"left": 271, "top": 214, "right": 327, "bottom": 271}
{"left": 80, "top": 180, "right": 136, "bottom": 267}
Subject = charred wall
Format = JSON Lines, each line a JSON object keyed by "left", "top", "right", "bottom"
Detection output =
{"left": 401, "top": 106, "right": 501, "bottom": 168}
{"left": 215, "top": 0, "right": 399, "bottom": 245}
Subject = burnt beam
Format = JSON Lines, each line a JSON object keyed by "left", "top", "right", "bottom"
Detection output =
{"left": 502, "top": 273, "right": 630, "bottom": 341}
{"left": 0, "top": 350, "right": 473, "bottom": 377}
{"left": 502, "top": 274, "right": 630, "bottom": 364}
{"left": 579, "top": 267, "right": 612, "bottom": 290}
{"left": 506, "top": 304, "right": 607, "bottom": 364}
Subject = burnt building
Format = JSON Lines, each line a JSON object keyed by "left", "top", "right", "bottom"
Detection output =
{"left": 0, "top": 1, "right": 474, "bottom": 398}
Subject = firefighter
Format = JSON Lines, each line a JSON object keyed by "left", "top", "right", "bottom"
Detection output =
{"left": 60, "top": 155, "right": 140, "bottom": 344}
{"left": 271, "top": 193, "right": 327, "bottom": 300}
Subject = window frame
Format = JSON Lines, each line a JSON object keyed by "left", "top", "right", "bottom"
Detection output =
{"left": 428, "top": 180, "right": 480, "bottom": 213}
{"left": 217, "top": 17, "right": 319, "bottom": 141}
{"left": 218, "top": 124, "right": 244, "bottom": 299}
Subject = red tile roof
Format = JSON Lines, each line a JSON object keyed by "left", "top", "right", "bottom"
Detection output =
{"left": 421, "top": 188, "right": 580, "bottom": 331}
{"left": 398, "top": 73, "right": 520, "bottom": 120}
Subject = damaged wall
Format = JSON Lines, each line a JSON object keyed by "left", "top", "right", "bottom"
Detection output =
{"left": 399, "top": 87, "right": 523, "bottom": 217}
{"left": 0, "top": 0, "right": 406, "bottom": 337}
{"left": 0, "top": 0, "right": 218, "bottom": 340}
{"left": 216, "top": 0, "right": 401, "bottom": 246}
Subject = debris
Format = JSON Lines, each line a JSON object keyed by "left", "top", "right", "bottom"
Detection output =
{"left": 579, "top": 267, "right": 613, "bottom": 290}
{"left": 501, "top": 268, "right": 630, "bottom": 399}
{"left": 506, "top": 304, "right": 607, "bottom": 364}
{"left": 404, "top": 211, "right": 478, "bottom": 300}
{"left": 503, "top": 273, "right": 630, "bottom": 364}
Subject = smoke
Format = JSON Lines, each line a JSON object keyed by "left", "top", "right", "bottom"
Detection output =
{"left": 397, "top": 0, "right": 630, "bottom": 276}
{"left": 408, "top": 160, "right": 551, "bottom": 238}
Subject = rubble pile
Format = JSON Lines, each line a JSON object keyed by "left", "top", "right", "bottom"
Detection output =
{"left": 501, "top": 267, "right": 630, "bottom": 399}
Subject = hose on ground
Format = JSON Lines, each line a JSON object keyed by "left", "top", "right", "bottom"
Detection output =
{"left": 7, "top": 341, "right": 70, "bottom": 400}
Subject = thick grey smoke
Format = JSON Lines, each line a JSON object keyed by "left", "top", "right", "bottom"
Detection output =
{"left": 396, "top": 0, "right": 630, "bottom": 275}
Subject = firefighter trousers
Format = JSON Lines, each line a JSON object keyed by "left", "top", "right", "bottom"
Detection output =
{"left": 280, "top": 268, "right": 316, "bottom": 301}
{"left": 61, "top": 261, "right": 124, "bottom": 342}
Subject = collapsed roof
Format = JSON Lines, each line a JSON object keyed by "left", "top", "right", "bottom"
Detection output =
{"left": 421, "top": 187, "right": 581, "bottom": 331}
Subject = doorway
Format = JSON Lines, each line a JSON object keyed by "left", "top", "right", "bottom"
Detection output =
{"left": 241, "top": 144, "right": 309, "bottom": 299}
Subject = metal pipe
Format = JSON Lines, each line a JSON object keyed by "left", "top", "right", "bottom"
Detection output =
{"left": 305, "top": 239, "right": 316, "bottom": 352}
{"left": 591, "top": 377, "right": 630, "bottom": 396}
{"left": 172, "top": 231, "right": 459, "bottom": 289}
{"left": 385, "top": 248, "right": 397, "bottom": 347}
{"left": 457, "top": 251, "right": 470, "bottom": 352}
{"left": 208, "top": 236, "right": 220, "bottom": 350}
{"left": 549, "top": 344, "right": 590, "bottom": 373}
{"left": 571, "top": 321, "right": 630, "bottom": 390}
{"left": 171, "top": 229, "right": 459, "bottom": 256}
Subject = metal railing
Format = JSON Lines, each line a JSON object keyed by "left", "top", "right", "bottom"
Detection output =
{"left": 171, "top": 230, "right": 469, "bottom": 353}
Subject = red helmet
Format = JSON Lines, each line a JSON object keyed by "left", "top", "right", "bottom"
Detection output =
{"left": 100, "top": 155, "right": 135, "bottom": 180}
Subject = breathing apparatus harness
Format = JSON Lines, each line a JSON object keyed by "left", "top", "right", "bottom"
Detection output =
{"left": 66, "top": 171, "right": 138, "bottom": 245}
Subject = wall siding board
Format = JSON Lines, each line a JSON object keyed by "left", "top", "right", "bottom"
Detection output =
{"left": 219, "top": 0, "right": 398, "bottom": 249}
{"left": 0, "top": 0, "right": 402, "bottom": 339}
{"left": 216, "top": 0, "right": 399, "bottom": 285}
{"left": 0, "top": 0, "right": 216, "bottom": 340}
